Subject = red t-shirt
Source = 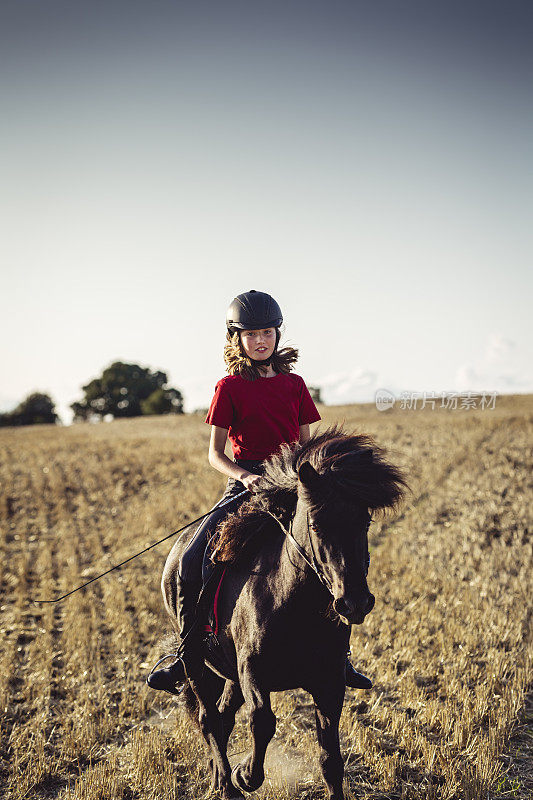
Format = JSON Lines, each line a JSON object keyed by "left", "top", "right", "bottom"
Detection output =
{"left": 205, "top": 372, "right": 321, "bottom": 461}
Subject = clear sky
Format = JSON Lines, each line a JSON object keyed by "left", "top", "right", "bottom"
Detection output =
{"left": 1, "top": 0, "right": 532, "bottom": 421}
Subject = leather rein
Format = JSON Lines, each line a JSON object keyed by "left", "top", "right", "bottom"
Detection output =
{"left": 262, "top": 507, "right": 372, "bottom": 596}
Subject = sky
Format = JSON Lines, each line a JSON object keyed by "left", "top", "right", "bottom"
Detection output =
{"left": 1, "top": 0, "right": 532, "bottom": 421}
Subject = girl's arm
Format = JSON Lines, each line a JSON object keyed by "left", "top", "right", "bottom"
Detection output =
{"left": 299, "top": 424, "right": 311, "bottom": 444}
{"left": 208, "top": 425, "right": 262, "bottom": 491}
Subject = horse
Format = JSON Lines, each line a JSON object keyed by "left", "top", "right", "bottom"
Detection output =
{"left": 160, "top": 424, "right": 408, "bottom": 800}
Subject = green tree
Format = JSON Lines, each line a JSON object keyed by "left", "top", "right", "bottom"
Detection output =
{"left": 0, "top": 393, "right": 59, "bottom": 427}
{"left": 141, "top": 387, "right": 183, "bottom": 415}
{"left": 308, "top": 385, "right": 322, "bottom": 404}
{"left": 71, "top": 361, "right": 184, "bottom": 421}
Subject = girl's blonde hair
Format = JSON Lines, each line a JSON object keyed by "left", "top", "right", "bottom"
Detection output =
{"left": 224, "top": 328, "right": 299, "bottom": 380}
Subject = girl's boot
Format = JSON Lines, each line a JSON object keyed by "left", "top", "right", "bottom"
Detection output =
{"left": 345, "top": 650, "right": 372, "bottom": 689}
{"left": 146, "top": 578, "right": 201, "bottom": 694}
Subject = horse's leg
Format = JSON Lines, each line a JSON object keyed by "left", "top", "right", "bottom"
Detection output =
{"left": 188, "top": 668, "right": 244, "bottom": 800}
{"left": 311, "top": 684, "right": 346, "bottom": 800}
{"left": 217, "top": 680, "right": 244, "bottom": 753}
{"left": 231, "top": 664, "right": 276, "bottom": 793}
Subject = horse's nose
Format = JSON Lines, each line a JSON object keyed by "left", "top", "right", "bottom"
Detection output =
{"left": 355, "top": 593, "right": 375, "bottom": 618}
{"left": 333, "top": 593, "right": 375, "bottom": 622}
{"left": 333, "top": 596, "right": 355, "bottom": 618}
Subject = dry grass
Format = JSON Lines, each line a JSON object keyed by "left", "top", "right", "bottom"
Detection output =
{"left": 0, "top": 394, "right": 531, "bottom": 799}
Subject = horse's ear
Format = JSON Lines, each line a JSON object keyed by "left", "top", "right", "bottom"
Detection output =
{"left": 298, "top": 461, "right": 323, "bottom": 492}
{"left": 331, "top": 449, "right": 373, "bottom": 471}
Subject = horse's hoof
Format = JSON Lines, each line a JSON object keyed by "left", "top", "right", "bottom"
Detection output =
{"left": 208, "top": 777, "right": 244, "bottom": 800}
{"left": 230, "top": 765, "right": 249, "bottom": 793}
{"left": 224, "top": 789, "right": 245, "bottom": 800}
{"left": 231, "top": 763, "right": 263, "bottom": 793}
{"left": 210, "top": 780, "right": 244, "bottom": 800}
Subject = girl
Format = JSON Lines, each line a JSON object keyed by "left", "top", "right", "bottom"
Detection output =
{"left": 147, "top": 289, "right": 371, "bottom": 693}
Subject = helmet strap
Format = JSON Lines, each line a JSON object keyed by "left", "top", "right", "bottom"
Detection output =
{"left": 251, "top": 354, "right": 273, "bottom": 367}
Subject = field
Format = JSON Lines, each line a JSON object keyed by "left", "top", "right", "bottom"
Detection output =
{"left": 0, "top": 394, "right": 531, "bottom": 800}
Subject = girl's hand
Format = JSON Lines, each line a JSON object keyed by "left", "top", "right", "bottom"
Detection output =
{"left": 240, "top": 473, "right": 262, "bottom": 492}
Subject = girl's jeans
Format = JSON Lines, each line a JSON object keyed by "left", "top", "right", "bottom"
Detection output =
{"left": 179, "top": 460, "right": 265, "bottom": 585}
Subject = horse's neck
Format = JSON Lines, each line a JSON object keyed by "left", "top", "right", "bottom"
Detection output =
{"left": 273, "top": 509, "right": 331, "bottom": 613}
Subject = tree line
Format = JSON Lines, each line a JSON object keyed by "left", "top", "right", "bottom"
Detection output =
{"left": 0, "top": 362, "right": 183, "bottom": 427}
{"left": 0, "top": 361, "right": 323, "bottom": 427}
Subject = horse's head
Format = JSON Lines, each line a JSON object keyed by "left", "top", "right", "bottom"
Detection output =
{"left": 296, "top": 446, "right": 407, "bottom": 625}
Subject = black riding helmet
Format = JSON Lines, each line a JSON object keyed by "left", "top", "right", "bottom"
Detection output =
{"left": 226, "top": 290, "right": 283, "bottom": 334}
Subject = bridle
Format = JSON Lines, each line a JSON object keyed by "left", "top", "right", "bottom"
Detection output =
{"left": 262, "top": 506, "right": 372, "bottom": 596}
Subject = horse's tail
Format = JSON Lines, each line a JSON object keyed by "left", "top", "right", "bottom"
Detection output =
{"left": 181, "top": 667, "right": 227, "bottom": 727}
{"left": 156, "top": 629, "right": 180, "bottom": 654}
{"left": 181, "top": 682, "right": 199, "bottom": 721}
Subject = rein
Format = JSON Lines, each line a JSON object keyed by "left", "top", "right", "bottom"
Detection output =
{"left": 263, "top": 510, "right": 333, "bottom": 593}
{"left": 34, "top": 489, "right": 250, "bottom": 604}
{"left": 262, "top": 507, "right": 373, "bottom": 595}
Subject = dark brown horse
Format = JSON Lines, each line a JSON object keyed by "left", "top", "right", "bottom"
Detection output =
{"left": 161, "top": 425, "right": 408, "bottom": 800}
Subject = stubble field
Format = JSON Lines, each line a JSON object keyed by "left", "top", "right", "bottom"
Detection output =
{"left": 0, "top": 394, "right": 531, "bottom": 800}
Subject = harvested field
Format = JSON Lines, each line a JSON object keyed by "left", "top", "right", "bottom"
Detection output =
{"left": 0, "top": 394, "right": 531, "bottom": 799}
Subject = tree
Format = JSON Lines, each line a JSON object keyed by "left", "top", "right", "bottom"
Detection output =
{"left": 0, "top": 393, "right": 59, "bottom": 427}
{"left": 141, "top": 387, "right": 183, "bottom": 415}
{"left": 71, "top": 361, "right": 184, "bottom": 421}
{"left": 308, "top": 385, "right": 322, "bottom": 404}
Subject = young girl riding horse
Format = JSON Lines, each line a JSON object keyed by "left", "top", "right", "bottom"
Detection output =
{"left": 147, "top": 289, "right": 372, "bottom": 694}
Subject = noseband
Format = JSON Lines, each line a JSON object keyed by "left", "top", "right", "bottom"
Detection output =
{"left": 263, "top": 507, "right": 372, "bottom": 596}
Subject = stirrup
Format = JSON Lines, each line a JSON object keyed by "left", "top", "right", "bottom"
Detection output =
{"left": 146, "top": 653, "right": 184, "bottom": 696}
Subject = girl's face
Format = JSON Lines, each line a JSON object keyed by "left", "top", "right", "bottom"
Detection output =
{"left": 239, "top": 328, "right": 277, "bottom": 361}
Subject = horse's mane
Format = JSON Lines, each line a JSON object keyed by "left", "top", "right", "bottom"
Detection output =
{"left": 211, "top": 423, "right": 409, "bottom": 565}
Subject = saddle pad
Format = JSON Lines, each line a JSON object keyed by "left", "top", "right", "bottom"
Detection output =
{"left": 204, "top": 566, "right": 227, "bottom": 637}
